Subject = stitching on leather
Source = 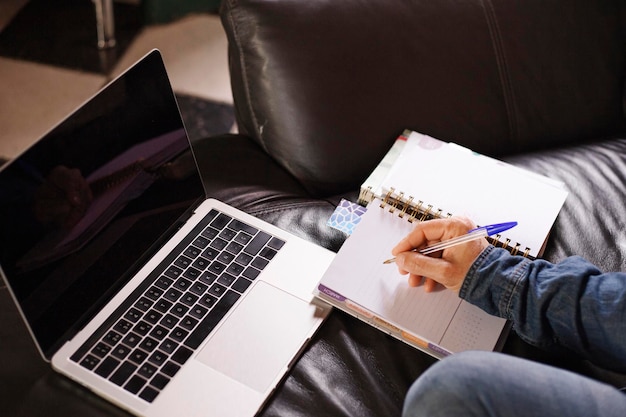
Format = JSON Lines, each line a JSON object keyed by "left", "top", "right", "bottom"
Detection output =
{"left": 225, "top": 0, "right": 268, "bottom": 153}
{"left": 247, "top": 200, "right": 332, "bottom": 217}
{"left": 481, "top": 0, "right": 519, "bottom": 143}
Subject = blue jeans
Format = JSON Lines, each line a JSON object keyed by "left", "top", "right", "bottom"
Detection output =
{"left": 402, "top": 351, "right": 626, "bottom": 417}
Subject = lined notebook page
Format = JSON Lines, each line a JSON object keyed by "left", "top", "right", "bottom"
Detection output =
{"left": 380, "top": 132, "right": 568, "bottom": 258}
{"left": 320, "top": 202, "right": 471, "bottom": 344}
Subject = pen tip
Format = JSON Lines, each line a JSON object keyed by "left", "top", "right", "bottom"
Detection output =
{"left": 383, "top": 258, "right": 396, "bottom": 264}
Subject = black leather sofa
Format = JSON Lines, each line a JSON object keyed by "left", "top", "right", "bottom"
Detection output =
{"left": 3, "top": 0, "right": 626, "bottom": 416}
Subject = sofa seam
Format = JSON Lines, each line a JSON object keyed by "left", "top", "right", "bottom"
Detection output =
{"left": 480, "top": 0, "right": 519, "bottom": 144}
{"left": 224, "top": 0, "right": 269, "bottom": 154}
{"left": 246, "top": 200, "right": 334, "bottom": 217}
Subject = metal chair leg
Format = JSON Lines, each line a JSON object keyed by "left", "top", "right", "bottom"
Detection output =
{"left": 93, "top": 0, "right": 116, "bottom": 49}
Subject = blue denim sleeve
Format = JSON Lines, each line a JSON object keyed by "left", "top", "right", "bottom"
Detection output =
{"left": 459, "top": 246, "right": 626, "bottom": 371}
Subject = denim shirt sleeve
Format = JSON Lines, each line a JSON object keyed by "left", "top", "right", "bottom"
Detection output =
{"left": 459, "top": 246, "right": 626, "bottom": 371}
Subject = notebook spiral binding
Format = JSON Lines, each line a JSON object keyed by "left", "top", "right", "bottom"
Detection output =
{"left": 377, "top": 187, "right": 533, "bottom": 259}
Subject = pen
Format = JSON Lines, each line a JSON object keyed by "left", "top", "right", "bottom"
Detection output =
{"left": 383, "top": 221, "right": 517, "bottom": 264}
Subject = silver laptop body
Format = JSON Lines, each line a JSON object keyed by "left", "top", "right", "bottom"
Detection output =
{"left": 0, "top": 50, "right": 333, "bottom": 417}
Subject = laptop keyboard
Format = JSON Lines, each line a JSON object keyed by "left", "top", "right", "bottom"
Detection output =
{"left": 70, "top": 209, "right": 285, "bottom": 403}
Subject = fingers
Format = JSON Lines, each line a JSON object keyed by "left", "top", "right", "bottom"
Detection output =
{"left": 392, "top": 217, "right": 487, "bottom": 292}
{"left": 391, "top": 217, "right": 475, "bottom": 256}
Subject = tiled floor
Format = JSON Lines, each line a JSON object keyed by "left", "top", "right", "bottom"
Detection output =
{"left": 0, "top": 0, "right": 234, "bottom": 161}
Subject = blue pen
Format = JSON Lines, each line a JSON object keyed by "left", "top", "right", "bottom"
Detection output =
{"left": 383, "top": 221, "right": 517, "bottom": 264}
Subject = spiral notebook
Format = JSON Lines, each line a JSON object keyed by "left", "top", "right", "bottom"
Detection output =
{"left": 315, "top": 131, "right": 568, "bottom": 358}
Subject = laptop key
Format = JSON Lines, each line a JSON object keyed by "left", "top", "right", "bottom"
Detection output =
{"left": 242, "top": 267, "right": 261, "bottom": 281}
{"left": 134, "top": 297, "right": 154, "bottom": 311}
{"left": 128, "top": 348, "right": 149, "bottom": 365}
{"left": 267, "top": 237, "right": 286, "bottom": 250}
{"left": 148, "top": 350, "right": 168, "bottom": 367}
{"left": 110, "top": 361, "right": 137, "bottom": 386}
{"left": 183, "top": 246, "right": 201, "bottom": 259}
{"left": 216, "top": 252, "right": 235, "bottom": 264}
{"left": 244, "top": 231, "right": 271, "bottom": 256}
{"left": 150, "top": 373, "right": 171, "bottom": 390}
{"left": 153, "top": 299, "right": 173, "bottom": 313}
{"left": 95, "top": 356, "right": 120, "bottom": 378}
{"left": 124, "top": 308, "right": 142, "bottom": 323}
{"left": 234, "top": 232, "right": 253, "bottom": 245}
{"left": 144, "top": 310, "right": 163, "bottom": 324}
{"left": 80, "top": 354, "right": 100, "bottom": 370}
{"left": 184, "top": 290, "right": 240, "bottom": 349}
{"left": 189, "top": 282, "right": 208, "bottom": 296}
{"left": 230, "top": 219, "right": 258, "bottom": 235}
{"left": 174, "top": 255, "right": 192, "bottom": 269}
{"left": 210, "top": 213, "right": 232, "bottom": 230}
{"left": 225, "top": 241, "right": 244, "bottom": 254}
{"left": 216, "top": 273, "right": 236, "bottom": 287}
{"left": 191, "top": 257, "right": 210, "bottom": 270}
{"left": 133, "top": 321, "right": 153, "bottom": 336}
{"left": 138, "top": 363, "right": 158, "bottom": 379}
{"left": 160, "top": 362, "right": 179, "bottom": 379}
{"left": 111, "top": 344, "right": 132, "bottom": 360}
{"left": 155, "top": 276, "right": 174, "bottom": 290}
{"left": 251, "top": 257, "right": 269, "bottom": 270}
{"left": 145, "top": 286, "right": 164, "bottom": 301}
{"left": 169, "top": 327, "right": 188, "bottom": 343}
{"left": 163, "top": 266, "right": 183, "bottom": 280}
{"left": 180, "top": 292, "right": 199, "bottom": 306}
{"left": 199, "top": 271, "right": 218, "bottom": 286}
{"left": 189, "top": 304, "right": 208, "bottom": 319}
{"left": 103, "top": 330, "right": 122, "bottom": 345}
{"left": 201, "top": 227, "right": 219, "bottom": 240}
{"left": 114, "top": 319, "right": 133, "bottom": 334}
{"left": 210, "top": 237, "right": 228, "bottom": 251}
{"left": 260, "top": 246, "right": 278, "bottom": 260}
{"left": 232, "top": 277, "right": 252, "bottom": 293}
{"left": 226, "top": 263, "right": 244, "bottom": 276}
{"left": 208, "top": 261, "right": 227, "bottom": 275}
{"left": 198, "top": 294, "right": 217, "bottom": 309}
{"left": 124, "top": 375, "right": 148, "bottom": 395}
{"left": 148, "top": 326, "right": 168, "bottom": 342}
{"left": 219, "top": 228, "right": 236, "bottom": 241}
{"left": 234, "top": 252, "right": 253, "bottom": 266}
{"left": 179, "top": 315, "right": 198, "bottom": 331}
{"left": 170, "top": 303, "right": 189, "bottom": 317}
{"left": 121, "top": 333, "right": 141, "bottom": 348}
{"left": 159, "top": 339, "right": 177, "bottom": 354}
{"left": 160, "top": 314, "right": 179, "bottom": 329}
{"left": 171, "top": 345, "right": 193, "bottom": 365}
{"left": 183, "top": 267, "right": 201, "bottom": 280}
{"left": 92, "top": 342, "right": 111, "bottom": 358}
{"left": 139, "top": 386, "right": 159, "bottom": 403}
{"left": 192, "top": 236, "right": 210, "bottom": 249}
{"left": 208, "top": 283, "right": 227, "bottom": 298}
{"left": 164, "top": 287, "right": 183, "bottom": 302}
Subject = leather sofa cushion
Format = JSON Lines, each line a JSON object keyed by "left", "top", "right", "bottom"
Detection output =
{"left": 221, "top": 0, "right": 626, "bottom": 196}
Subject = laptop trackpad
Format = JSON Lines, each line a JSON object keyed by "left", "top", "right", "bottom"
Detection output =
{"left": 194, "top": 281, "right": 321, "bottom": 393}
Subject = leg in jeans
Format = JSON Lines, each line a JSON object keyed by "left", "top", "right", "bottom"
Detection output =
{"left": 402, "top": 351, "right": 626, "bottom": 417}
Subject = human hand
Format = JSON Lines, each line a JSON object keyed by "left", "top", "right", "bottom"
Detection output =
{"left": 34, "top": 166, "right": 93, "bottom": 229}
{"left": 391, "top": 217, "right": 489, "bottom": 292}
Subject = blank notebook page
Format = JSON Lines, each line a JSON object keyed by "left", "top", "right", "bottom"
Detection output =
{"left": 319, "top": 202, "right": 501, "bottom": 347}
{"left": 380, "top": 132, "right": 568, "bottom": 258}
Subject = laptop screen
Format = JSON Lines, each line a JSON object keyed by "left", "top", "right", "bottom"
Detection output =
{"left": 0, "top": 51, "right": 205, "bottom": 359}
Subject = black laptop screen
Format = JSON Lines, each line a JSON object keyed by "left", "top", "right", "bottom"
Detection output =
{"left": 0, "top": 51, "right": 205, "bottom": 359}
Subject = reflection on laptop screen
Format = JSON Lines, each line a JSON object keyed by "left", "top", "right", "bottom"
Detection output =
{"left": 0, "top": 51, "right": 205, "bottom": 358}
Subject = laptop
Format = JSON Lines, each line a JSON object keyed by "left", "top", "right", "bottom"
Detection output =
{"left": 0, "top": 50, "right": 333, "bottom": 416}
